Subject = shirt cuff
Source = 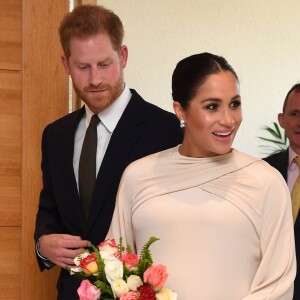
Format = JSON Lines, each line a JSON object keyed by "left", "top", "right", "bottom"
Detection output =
{"left": 36, "top": 236, "right": 55, "bottom": 268}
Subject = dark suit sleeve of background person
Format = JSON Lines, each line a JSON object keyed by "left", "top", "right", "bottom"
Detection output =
{"left": 34, "top": 89, "right": 183, "bottom": 273}
{"left": 263, "top": 149, "right": 300, "bottom": 300}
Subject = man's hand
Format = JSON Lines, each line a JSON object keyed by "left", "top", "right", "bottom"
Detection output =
{"left": 39, "top": 234, "right": 90, "bottom": 268}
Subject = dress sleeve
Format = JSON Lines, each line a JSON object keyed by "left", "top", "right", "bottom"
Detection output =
{"left": 242, "top": 170, "right": 296, "bottom": 300}
{"left": 107, "top": 165, "right": 136, "bottom": 252}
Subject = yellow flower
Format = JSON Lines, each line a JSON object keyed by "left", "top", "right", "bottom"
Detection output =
{"left": 111, "top": 279, "right": 129, "bottom": 298}
{"left": 156, "top": 287, "right": 177, "bottom": 300}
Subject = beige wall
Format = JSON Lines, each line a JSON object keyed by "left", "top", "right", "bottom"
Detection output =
{"left": 98, "top": 0, "right": 300, "bottom": 157}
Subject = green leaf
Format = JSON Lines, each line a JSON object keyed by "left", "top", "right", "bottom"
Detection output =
{"left": 89, "top": 244, "right": 107, "bottom": 283}
{"left": 258, "top": 137, "right": 287, "bottom": 145}
{"left": 258, "top": 121, "right": 288, "bottom": 155}
{"left": 135, "top": 237, "right": 159, "bottom": 277}
{"left": 273, "top": 122, "right": 283, "bottom": 138}
{"left": 94, "top": 280, "right": 114, "bottom": 298}
{"left": 126, "top": 244, "right": 133, "bottom": 254}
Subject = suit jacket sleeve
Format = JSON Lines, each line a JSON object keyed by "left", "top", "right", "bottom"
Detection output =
{"left": 34, "top": 125, "right": 65, "bottom": 270}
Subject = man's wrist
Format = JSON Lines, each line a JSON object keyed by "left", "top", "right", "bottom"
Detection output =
{"left": 36, "top": 235, "right": 49, "bottom": 260}
{"left": 36, "top": 235, "right": 55, "bottom": 268}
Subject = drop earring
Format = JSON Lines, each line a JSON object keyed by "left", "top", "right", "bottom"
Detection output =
{"left": 180, "top": 120, "right": 185, "bottom": 128}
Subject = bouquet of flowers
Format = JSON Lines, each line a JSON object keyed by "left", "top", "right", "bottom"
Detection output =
{"left": 68, "top": 236, "right": 177, "bottom": 300}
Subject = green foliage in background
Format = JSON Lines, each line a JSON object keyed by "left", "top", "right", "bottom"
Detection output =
{"left": 258, "top": 122, "right": 288, "bottom": 156}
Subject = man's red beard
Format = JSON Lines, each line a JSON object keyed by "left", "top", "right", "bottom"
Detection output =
{"left": 73, "top": 75, "right": 124, "bottom": 112}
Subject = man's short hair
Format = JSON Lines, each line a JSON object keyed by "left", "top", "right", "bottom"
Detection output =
{"left": 59, "top": 5, "right": 124, "bottom": 58}
{"left": 283, "top": 83, "right": 300, "bottom": 112}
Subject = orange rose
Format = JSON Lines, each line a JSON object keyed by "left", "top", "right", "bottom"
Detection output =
{"left": 79, "top": 253, "right": 98, "bottom": 275}
{"left": 143, "top": 264, "right": 168, "bottom": 290}
{"left": 122, "top": 253, "right": 139, "bottom": 270}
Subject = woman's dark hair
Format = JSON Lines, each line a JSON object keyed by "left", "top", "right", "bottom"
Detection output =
{"left": 172, "top": 52, "right": 238, "bottom": 109}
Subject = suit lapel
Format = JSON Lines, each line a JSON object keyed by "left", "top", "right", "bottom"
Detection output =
{"left": 87, "top": 91, "right": 146, "bottom": 231}
{"left": 266, "top": 150, "right": 300, "bottom": 230}
{"left": 57, "top": 107, "right": 89, "bottom": 232}
{"left": 285, "top": 149, "right": 300, "bottom": 230}
{"left": 295, "top": 215, "right": 300, "bottom": 230}
{"left": 277, "top": 150, "right": 289, "bottom": 181}
{"left": 295, "top": 190, "right": 300, "bottom": 230}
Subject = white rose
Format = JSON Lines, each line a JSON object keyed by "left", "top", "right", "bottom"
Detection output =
{"left": 104, "top": 257, "right": 123, "bottom": 284}
{"left": 69, "top": 266, "right": 82, "bottom": 275}
{"left": 100, "top": 250, "right": 117, "bottom": 260}
{"left": 74, "top": 252, "right": 90, "bottom": 266}
{"left": 98, "top": 239, "right": 119, "bottom": 255}
{"left": 111, "top": 279, "right": 129, "bottom": 298}
{"left": 156, "top": 288, "right": 178, "bottom": 300}
{"left": 126, "top": 275, "right": 143, "bottom": 291}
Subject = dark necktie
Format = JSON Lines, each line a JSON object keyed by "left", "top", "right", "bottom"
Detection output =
{"left": 79, "top": 114, "right": 100, "bottom": 218}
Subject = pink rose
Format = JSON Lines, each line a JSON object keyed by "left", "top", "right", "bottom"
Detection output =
{"left": 98, "top": 239, "right": 118, "bottom": 255}
{"left": 77, "top": 280, "right": 101, "bottom": 300}
{"left": 122, "top": 253, "right": 139, "bottom": 269}
{"left": 143, "top": 264, "right": 168, "bottom": 290}
{"left": 120, "top": 291, "right": 139, "bottom": 300}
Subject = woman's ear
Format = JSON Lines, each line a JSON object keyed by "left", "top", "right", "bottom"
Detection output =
{"left": 173, "top": 101, "right": 185, "bottom": 121}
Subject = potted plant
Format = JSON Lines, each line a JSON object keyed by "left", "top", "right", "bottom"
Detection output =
{"left": 258, "top": 122, "right": 288, "bottom": 156}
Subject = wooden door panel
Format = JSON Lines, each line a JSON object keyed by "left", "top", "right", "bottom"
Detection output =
{"left": 0, "top": 227, "right": 21, "bottom": 299}
{"left": 0, "top": 70, "right": 21, "bottom": 227}
{"left": 0, "top": 0, "right": 21, "bottom": 70}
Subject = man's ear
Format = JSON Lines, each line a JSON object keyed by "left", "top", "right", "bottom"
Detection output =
{"left": 278, "top": 112, "right": 285, "bottom": 129}
{"left": 61, "top": 54, "right": 71, "bottom": 75}
{"left": 119, "top": 45, "right": 128, "bottom": 69}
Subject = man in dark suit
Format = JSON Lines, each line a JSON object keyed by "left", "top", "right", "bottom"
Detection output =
{"left": 264, "top": 83, "right": 300, "bottom": 300}
{"left": 34, "top": 5, "right": 182, "bottom": 299}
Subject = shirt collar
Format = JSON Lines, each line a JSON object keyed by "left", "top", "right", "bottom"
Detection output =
{"left": 288, "top": 147, "right": 298, "bottom": 169}
{"left": 84, "top": 84, "right": 132, "bottom": 132}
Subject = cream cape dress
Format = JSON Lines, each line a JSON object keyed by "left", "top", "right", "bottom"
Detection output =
{"left": 109, "top": 146, "right": 296, "bottom": 300}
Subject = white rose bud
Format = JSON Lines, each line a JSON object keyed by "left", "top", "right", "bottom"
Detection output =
{"left": 111, "top": 279, "right": 129, "bottom": 298}
{"left": 104, "top": 257, "right": 123, "bottom": 284}
{"left": 126, "top": 275, "right": 143, "bottom": 291}
{"left": 100, "top": 250, "right": 116, "bottom": 260}
{"left": 156, "top": 287, "right": 178, "bottom": 300}
{"left": 98, "top": 239, "right": 118, "bottom": 255}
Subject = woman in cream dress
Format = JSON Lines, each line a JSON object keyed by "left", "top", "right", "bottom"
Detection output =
{"left": 109, "top": 53, "right": 296, "bottom": 299}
